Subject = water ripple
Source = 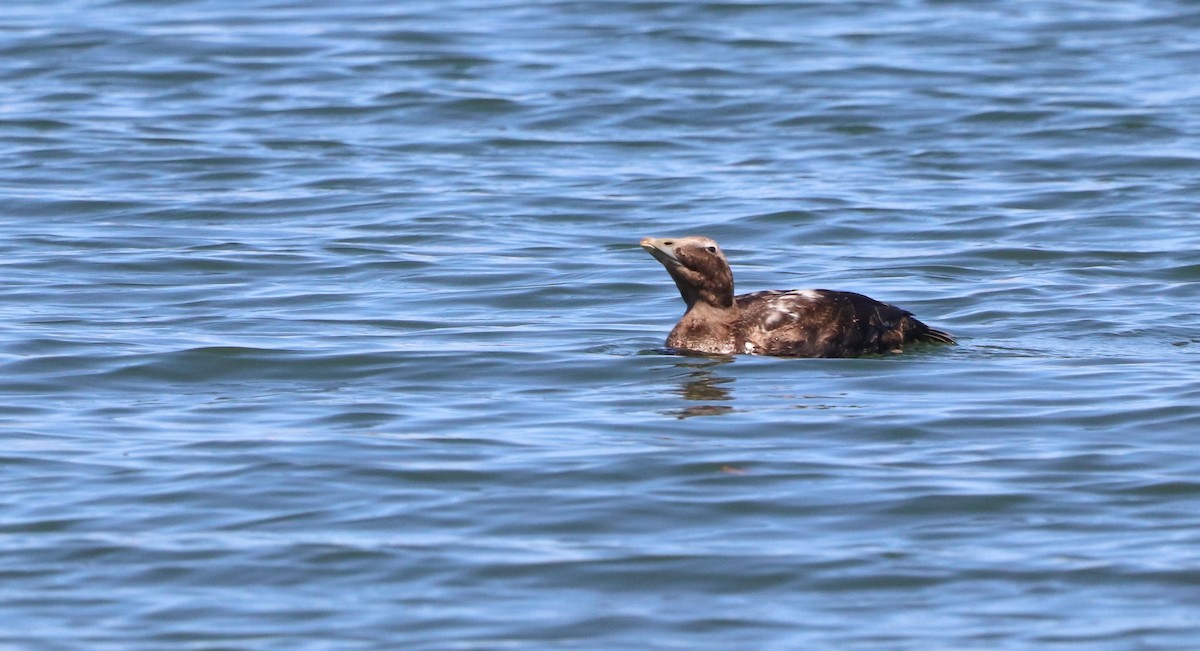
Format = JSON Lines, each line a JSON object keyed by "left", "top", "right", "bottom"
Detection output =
{"left": 2, "top": 0, "right": 1200, "bottom": 649}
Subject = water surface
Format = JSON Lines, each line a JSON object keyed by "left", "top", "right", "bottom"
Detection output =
{"left": 3, "top": 1, "right": 1200, "bottom": 649}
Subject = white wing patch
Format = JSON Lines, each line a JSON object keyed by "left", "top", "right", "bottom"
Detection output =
{"left": 758, "top": 290, "right": 822, "bottom": 331}
{"left": 780, "top": 289, "right": 822, "bottom": 302}
{"left": 754, "top": 289, "right": 822, "bottom": 304}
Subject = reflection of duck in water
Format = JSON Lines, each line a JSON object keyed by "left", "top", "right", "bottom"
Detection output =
{"left": 641, "top": 236, "right": 955, "bottom": 358}
{"left": 668, "top": 359, "right": 734, "bottom": 420}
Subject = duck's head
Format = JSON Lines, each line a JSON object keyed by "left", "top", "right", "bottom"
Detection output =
{"left": 640, "top": 236, "right": 734, "bottom": 310}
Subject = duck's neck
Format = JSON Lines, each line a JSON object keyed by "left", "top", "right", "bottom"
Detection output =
{"left": 683, "top": 299, "right": 739, "bottom": 324}
{"left": 669, "top": 267, "right": 735, "bottom": 313}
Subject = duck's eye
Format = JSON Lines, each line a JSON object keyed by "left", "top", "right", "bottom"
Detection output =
{"left": 663, "top": 240, "right": 674, "bottom": 246}
{"left": 706, "top": 246, "right": 717, "bottom": 253}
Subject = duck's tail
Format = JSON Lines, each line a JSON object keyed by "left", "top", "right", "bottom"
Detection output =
{"left": 918, "top": 327, "right": 956, "bottom": 345}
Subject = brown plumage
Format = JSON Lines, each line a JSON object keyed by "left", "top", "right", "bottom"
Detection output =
{"left": 640, "top": 236, "right": 955, "bottom": 357}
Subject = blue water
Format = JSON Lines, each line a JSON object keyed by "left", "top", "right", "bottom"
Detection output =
{"left": 3, "top": 1, "right": 1200, "bottom": 648}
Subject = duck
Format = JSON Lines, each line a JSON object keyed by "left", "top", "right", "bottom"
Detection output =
{"left": 640, "top": 235, "right": 954, "bottom": 357}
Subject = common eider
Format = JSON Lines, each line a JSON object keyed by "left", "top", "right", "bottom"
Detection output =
{"left": 641, "top": 236, "right": 955, "bottom": 357}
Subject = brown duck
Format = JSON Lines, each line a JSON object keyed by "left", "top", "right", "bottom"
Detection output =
{"left": 641, "top": 236, "right": 955, "bottom": 357}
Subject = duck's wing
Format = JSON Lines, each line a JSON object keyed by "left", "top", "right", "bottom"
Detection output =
{"left": 736, "top": 289, "right": 952, "bottom": 357}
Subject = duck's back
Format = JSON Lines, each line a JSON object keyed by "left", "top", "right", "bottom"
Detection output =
{"left": 735, "top": 289, "right": 953, "bottom": 357}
